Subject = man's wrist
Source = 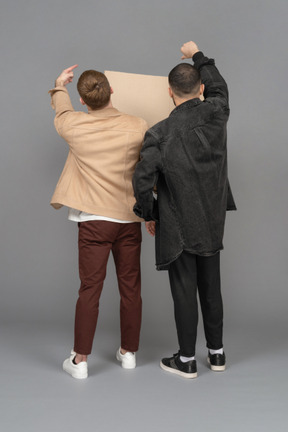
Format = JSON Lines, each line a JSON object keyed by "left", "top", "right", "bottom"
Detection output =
{"left": 55, "top": 78, "right": 65, "bottom": 87}
{"left": 192, "top": 51, "right": 204, "bottom": 63}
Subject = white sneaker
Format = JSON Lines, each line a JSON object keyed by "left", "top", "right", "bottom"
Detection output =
{"left": 63, "top": 350, "right": 88, "bottom": 379}
{"left": 116, "top": 348, "right": 136, "bottom": 369}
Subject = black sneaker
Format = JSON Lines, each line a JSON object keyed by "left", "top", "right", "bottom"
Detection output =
{"left": 207, "top": 351, "right": 226, "bottom": 371}
{"left": 160, "top": 352, "right": 197, "bottom": 379}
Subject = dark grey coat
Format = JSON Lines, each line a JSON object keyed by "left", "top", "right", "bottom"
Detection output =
{"left": 133, "top": 52, "right": 236, "bottom": 270}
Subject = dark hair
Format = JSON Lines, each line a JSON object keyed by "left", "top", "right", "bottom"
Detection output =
{"left": 77, "top": 70, "right": 110, "bottom": 110}
{"left": 168, "top": 63, "right": 201, "bottom": 98}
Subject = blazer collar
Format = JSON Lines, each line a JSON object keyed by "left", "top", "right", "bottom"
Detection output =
{"left": 88, "top": 107, "right": 121, "bottom": 117}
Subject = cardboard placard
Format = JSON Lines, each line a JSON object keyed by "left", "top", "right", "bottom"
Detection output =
{"left": 105, "top": 70, "right": 175, "bottom": 128}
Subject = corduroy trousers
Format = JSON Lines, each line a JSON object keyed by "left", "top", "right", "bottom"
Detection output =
{"left": 74, "top": 220, "right": 142, "bottom": 355}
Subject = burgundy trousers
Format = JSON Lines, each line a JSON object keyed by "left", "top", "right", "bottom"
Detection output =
{"left": 74, "top": 220, "right": 142, "bottom": 355}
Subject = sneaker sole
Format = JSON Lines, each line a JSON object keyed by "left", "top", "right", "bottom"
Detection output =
{"left": 160, "top": 361, "right": 197, "bottom": 379}
{"left": 207, "top": 357, "right": 226, "bottom": 372}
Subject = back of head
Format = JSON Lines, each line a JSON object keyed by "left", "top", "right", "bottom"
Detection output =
{"left": 168, "top": 63, "right": 201, "bottom": 98}
{"left": 77, "top": 70, "right": 111, "bottom": 110}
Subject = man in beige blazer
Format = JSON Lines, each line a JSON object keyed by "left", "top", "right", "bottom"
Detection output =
{"left": 49, "top": 65, "right": 148, "bottom": 379}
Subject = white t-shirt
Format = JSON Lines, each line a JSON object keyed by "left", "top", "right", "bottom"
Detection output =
{"left": 68, "top": 208, "right": 134, "bottom": 223}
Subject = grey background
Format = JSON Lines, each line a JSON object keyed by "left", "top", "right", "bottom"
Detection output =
{"left": 1, "top": 0, "right": 287, "bottom": 431}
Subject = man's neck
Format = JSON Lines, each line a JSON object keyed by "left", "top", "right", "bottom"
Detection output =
{"left": 173, "top": 95, "right": 200, "bottom": 107}
{"left": 87, "top": 100, "right": 114, "bottom": 112}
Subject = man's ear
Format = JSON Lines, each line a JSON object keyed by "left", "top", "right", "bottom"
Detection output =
{"left": 80, "top": 97, "right": 86, "bottom": 106}
{"left": 200, "top": 83, "right": 205, "bottom": 96}
{"left": 110, "top": 87, "right": 114, "bottom": 95}
{"left": 168, "top": 87, "right": 173, "bottom": 98}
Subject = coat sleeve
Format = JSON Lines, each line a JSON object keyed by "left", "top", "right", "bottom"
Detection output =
{"left": 133, "top": 129, "right": 162, "bottom": 221}
{"left": 226, "top": 179, "right": 237, "bottom": 211}
{"left": 193, "top": 51, "right": 229, "bottom": 110}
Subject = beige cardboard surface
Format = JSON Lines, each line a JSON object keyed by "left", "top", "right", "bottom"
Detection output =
{"left": 105, "top": 70, "right": 175, "bottom": 127}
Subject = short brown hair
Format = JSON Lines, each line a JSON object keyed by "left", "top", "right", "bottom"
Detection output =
{"left": 168, "top": 63, "right": 201, "bottom": 98}
{"left": 77, "top": 70, "right": 111, "bottom": 110}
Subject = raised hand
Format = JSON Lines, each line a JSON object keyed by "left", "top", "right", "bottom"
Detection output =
{"left": 55, "top": 64, "right": 78, "bottom": 87}
{"left": 181, "top": 41, "right": 199, "bottom": 60}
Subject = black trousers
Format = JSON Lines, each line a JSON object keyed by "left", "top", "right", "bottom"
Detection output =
{"left": 168, "top": 251, "right": 223, "bottom": 357}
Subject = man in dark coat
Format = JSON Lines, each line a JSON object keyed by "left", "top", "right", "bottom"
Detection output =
{"left": 133, "top": 40, "right": 236, "bottom": 379}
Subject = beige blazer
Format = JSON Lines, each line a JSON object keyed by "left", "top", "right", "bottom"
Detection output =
{"left": 49, "top": 86, "right": 148, "bottom": 222}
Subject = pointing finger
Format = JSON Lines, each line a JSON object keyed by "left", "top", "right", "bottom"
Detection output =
{"left": 65, "top": 64, "right": 78, "bottom": 73}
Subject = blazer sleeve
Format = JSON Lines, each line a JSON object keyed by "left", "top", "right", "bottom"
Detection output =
{"left": 48, "top": 86, "right": 75, "bottom": 139}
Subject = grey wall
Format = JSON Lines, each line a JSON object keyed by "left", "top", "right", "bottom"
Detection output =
{"left": 1, "top": 0, "right": 287, "bottom": 345}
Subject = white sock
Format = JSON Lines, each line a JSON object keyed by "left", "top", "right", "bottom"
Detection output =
{"left": 209, "top": 348, "right": 223, "bottom": 355}
{"left": 180, "top": 355, "right": 195, "bottom": 362}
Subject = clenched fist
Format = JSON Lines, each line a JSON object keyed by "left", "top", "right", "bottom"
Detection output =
{"left": 181, "top": 41, "right": 199, "bottom": 60}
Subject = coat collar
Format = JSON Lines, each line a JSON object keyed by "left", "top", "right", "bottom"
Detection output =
{"left": 170, "top": 98, "right": 202, "bottom": 116}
